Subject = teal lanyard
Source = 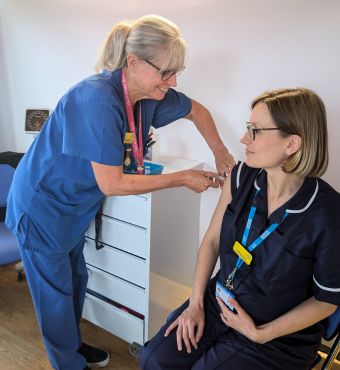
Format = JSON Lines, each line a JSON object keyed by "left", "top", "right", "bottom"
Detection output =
{"left": 230, "top": 189, "right": 289, "bottom": 280}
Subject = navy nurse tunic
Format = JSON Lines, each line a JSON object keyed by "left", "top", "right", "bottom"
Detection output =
{"left": 140, "top": 162, "right": 340, "bottom": 370}
{"left": 5, "top": 68, "right": 192, "bottom": 370}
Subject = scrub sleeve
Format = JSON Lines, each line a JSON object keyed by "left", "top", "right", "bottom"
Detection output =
{"left": 62, "top": 99, "right": 125, "bottom": 165}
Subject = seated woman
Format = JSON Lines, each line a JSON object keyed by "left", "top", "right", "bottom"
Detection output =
{"left": 139, "top": 88, "right": 340, "bottom": 370}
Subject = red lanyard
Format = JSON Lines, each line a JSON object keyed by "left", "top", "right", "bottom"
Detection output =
{"left": 121, "top": 69, "right": 144, "bottom": 175}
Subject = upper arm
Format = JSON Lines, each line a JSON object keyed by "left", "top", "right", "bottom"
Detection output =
{"left": 91, "top": 162, "right": 123, "bottom": 196}
{"left": 184, "top": 99, "right": 200, "bottom": 121}
{"left": 204, "top": 161, "right": 246, "bottom": 247}
{"left": 184, "top": 98, "right": 195, "bottom": 121}
{"left": 151, "top": 89, "right": 192, "bottom": 128}
{"left": 204, "top": 172, "right": 233, "bottom": 246}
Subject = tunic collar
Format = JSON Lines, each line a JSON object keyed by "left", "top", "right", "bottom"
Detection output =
{"left": 253, "top": 170, "right": 319, "bottom": 224}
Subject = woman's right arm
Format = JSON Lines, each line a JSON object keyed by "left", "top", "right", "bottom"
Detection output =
{"left": 164, "top": 172, "right": 233, "bottom": 352}
{"left": 91, "top": 162, "right": 219, "bottom": 194}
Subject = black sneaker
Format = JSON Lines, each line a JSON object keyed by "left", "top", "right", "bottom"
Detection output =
{"left": 79, "top": 342, "right": 110, "bottom": 368}
{"left": 83, "top": 367, "right": 92, "bottom": 370}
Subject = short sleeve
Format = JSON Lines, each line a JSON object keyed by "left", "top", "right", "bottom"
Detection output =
{"left": 313, "top": 226, "right": 340, "bottom": 306}
{"left": 151, "top": 89, "right": 192, "bottom": 128}
{"left": 62, "top": 98, "right": 125, "bottom": 166}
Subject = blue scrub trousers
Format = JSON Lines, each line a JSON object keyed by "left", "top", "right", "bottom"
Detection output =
{"left": 17, "top": 215, "right": 88, "bottom": 370}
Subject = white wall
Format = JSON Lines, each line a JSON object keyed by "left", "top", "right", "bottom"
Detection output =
{"left": 1, "top": 0, "right": 339, "bottom": 257}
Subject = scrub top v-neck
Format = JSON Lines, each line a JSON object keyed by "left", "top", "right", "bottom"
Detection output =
{"left": 5, "top": 69, "right": 192, "bottom": 255}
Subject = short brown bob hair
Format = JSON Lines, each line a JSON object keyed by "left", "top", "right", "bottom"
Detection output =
{"left": 252, "top": 88, "right": 328, "bottom": 178}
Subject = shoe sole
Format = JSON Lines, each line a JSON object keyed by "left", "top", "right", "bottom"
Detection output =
{"left": 87, "top": 352, "right": 110, "bottom": 368}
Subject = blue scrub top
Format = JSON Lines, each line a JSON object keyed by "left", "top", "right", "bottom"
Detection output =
{"left": 203, "top": 162, "right": 340, "bottom": 365}
{"left": 6, "top": 69, "right": 192, "bottom": 255}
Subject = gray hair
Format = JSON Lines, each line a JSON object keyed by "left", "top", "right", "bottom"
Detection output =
{"left": 95, "top": 15, "right": 187, "bottom": 73}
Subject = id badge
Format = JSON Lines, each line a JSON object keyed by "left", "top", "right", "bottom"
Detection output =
{"left": 216, "top": 281, "right": 236, "bottom": 313}
{"left": 233, "top": 241, "right": 252, "bottom": 265}
{"left": 123, "top": 132, "right": 135, "bottom": 144}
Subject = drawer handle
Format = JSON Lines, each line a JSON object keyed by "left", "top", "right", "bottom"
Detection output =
{"left": 95, "top": 202, "right": 105, "bottom": 251}
{"left": 86, "top": 289, "right": 145, "bottom": 320}
{"left": 129, "top": 195, "right": 147, "bottom": 201}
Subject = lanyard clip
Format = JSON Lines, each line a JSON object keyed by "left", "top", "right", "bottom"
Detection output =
{"left": 225, "top": 268, "right": 237, "bottom": 292}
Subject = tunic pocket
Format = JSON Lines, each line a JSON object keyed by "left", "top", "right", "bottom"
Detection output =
{"left": 266, "top": 249, "right": 314, "bottom": 296}
{"left": 26, "top": 191, "right": 77, "bottom": 254}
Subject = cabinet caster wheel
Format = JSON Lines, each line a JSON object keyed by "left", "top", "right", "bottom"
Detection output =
{"left": 129, "top": 342, "right": 142, "bottom": 358}
{"left": 15, "top": 262, "right": 25, "bottom": 282}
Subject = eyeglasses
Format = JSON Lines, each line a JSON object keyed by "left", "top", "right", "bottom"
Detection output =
{"left": 144, "top": 59, "right": 186, "bottom": 81}
{"left": 246, "top": 122, "right": 293, "bottom": 140}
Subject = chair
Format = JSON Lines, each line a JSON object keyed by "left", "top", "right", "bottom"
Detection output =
{"left": 0, "top": 163, "right": 21, "bottom": 266}
{"left": 311, "top": 307, "right": 340, "bottom": 369}
{"left": 166, "top": 306, "right": 340, "bottom": 369}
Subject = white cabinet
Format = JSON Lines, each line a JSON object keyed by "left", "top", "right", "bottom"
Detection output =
{"left": 82, "top": 155, "right": 202, "bottom": 344}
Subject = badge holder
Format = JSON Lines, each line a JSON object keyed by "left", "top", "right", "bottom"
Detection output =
{"left": 216, "top": 280, "right": 237, "bottom": 313}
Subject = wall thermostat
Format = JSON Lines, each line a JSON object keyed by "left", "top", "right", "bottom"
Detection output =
{"left": 25, "top": 109, "right": 51, "bottom": 134}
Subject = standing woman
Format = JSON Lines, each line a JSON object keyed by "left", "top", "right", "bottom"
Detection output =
{"left": 6, "top": 15, "right": 234, "bottom": 370}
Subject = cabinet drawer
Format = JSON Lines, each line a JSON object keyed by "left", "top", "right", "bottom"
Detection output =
{"left": 83, "top": 293, "right": 144, "bottom": 345}
{"left": 86, "top": 215, "right": 147, "bottom": 259}
{"left": 84, "top": 238, "right": 146, "bottom": 288}
{"left": 86, "top": 264, "right": 145, "bottom": 315}
{"left": 102, "top": 195, "right": 148, "bottom": 228}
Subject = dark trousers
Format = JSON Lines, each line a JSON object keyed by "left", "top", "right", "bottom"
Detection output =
{"left": 140, "top": 300, "right": 290, "bottom": 370}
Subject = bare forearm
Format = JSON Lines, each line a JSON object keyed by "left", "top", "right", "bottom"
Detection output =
{"left": 256, "top": 297, "right": 337, "bottom": 343}
{"left": 91, "top": 162, "right": 219, "bottom": 196}
{"left": 104, "top": 172, "right": 183, "bottom": 196}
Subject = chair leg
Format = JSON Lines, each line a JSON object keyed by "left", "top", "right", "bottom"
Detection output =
{"left": 321, "top": 334, "right": 340, "bottom": 370}
{"left": 310, "top": 353, "right": 322, "bottom": 369}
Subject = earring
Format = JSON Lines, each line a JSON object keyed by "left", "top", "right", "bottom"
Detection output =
{"left": 285, "top": 151, "right": 289, "bottom": 156}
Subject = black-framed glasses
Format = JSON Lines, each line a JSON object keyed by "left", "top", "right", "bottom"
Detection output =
{"left": 144, "top": 59, "right": 186, "bottom": 81}
{"left": 246, "top": 122, "right": 293, "bottom": 140}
